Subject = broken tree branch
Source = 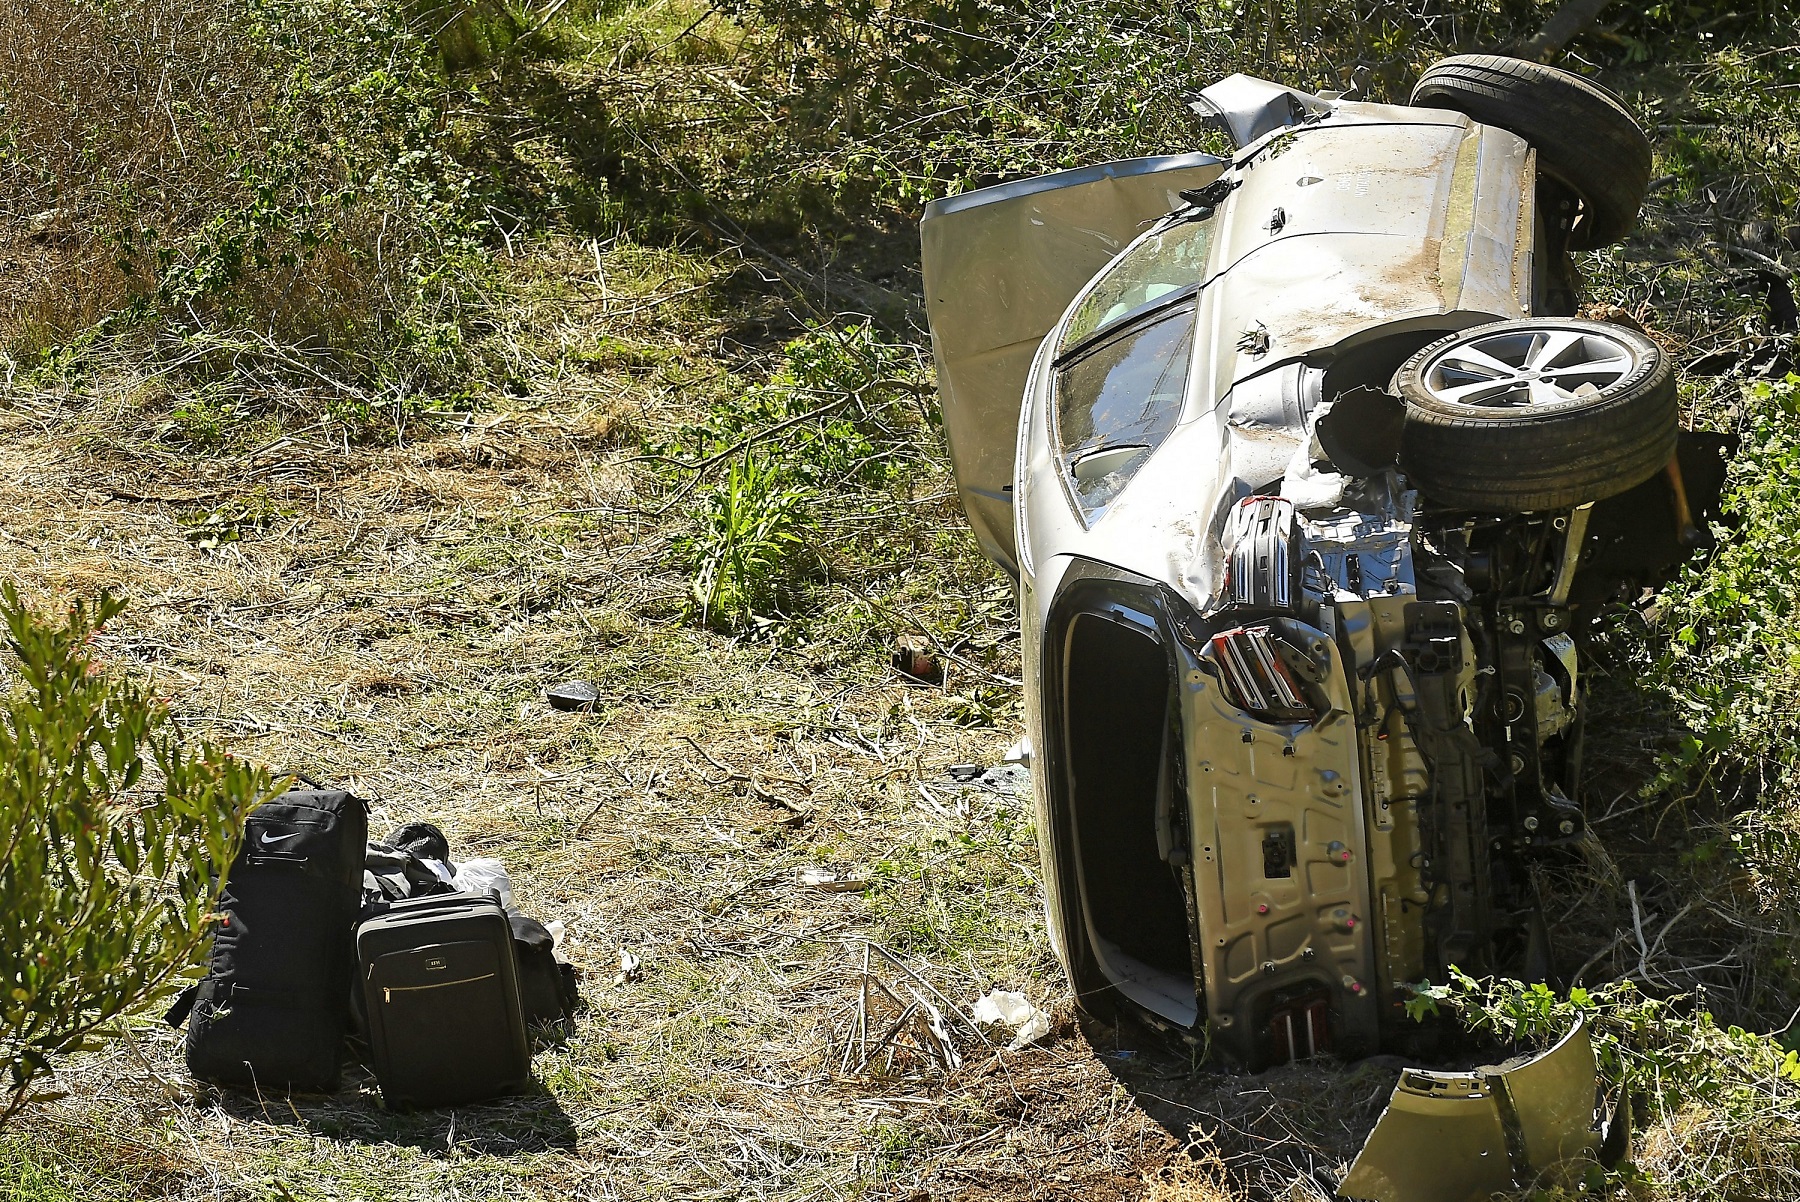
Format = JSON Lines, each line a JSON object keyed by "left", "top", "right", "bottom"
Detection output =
{"left": 1520, "top": 0, "right": 1613, "bottom": 60}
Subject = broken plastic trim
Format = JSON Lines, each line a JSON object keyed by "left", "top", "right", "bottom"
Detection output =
{"left": 1340, "top": 1018, "right": 1613, "bottom": 1202}
{"left": 1187, "top": 73, "right": 1333, "bottom": 149}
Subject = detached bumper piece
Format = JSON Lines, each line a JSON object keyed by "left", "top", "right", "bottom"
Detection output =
{"left": 1226, "top": 495, "right": 1303, "bottom": 612}
{"left": 1341, "top": 1019, "right": 1618, "bottom": 1202}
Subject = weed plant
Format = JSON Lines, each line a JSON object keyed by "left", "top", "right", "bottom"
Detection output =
{"left": 667, "top": 322, "right": 933, "bottom": 631}
{"left": 1, "top": 0, "right": 503, "bottom": 433}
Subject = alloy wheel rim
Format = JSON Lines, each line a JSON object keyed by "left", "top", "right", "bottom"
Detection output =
{"left": 1422, "top": 326, "right": 1639, "bottom": 409}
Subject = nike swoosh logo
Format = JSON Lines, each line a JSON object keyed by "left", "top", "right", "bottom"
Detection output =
{"left": 259, "top": 830, "right": 303, "bottom": 846}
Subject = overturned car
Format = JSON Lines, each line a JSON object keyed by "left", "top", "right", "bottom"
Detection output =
{"left": 922, "top": 56, "right": 1726, "bottom": 1071}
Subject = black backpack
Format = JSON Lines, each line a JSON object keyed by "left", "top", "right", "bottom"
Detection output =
{"left": 171, "top": 785, "right": 368, "bottom": 1092}
{"left": 510, "top": 913, "right": 580, "bottom": 1040}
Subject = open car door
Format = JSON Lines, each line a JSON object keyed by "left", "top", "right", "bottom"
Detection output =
{"left": 920, "top": 152, "right": 1226, "bottom": 576}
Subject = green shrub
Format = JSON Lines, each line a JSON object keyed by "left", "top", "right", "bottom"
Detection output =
{"left": 1633, "top": 378, "right": 1800, "bottom": 915}
{"left": 0, "top": 586, "right": 276, "bottom": 1129}
{"left": 665, "top": 323, "right": 922, "bottom": 486}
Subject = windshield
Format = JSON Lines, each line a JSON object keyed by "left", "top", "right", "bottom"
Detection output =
{"left": 1053, "top": 299, "right": 1197, "bottom": 522}
{"left": 1060, "top": 217, "right": 1215, "bottom": 353}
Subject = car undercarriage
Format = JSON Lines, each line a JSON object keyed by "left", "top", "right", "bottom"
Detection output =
{"left": 921, "top": 54, "right": 1731, "bottom": 1093}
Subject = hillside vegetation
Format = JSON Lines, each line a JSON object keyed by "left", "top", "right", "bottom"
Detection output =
{"left": 3, "top": 0, "right": 1800, "bottom": 1199}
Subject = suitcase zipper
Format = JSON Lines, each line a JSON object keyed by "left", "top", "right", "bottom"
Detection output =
{"left": 382, "top": 972, "right": 496, "bottom": 1003}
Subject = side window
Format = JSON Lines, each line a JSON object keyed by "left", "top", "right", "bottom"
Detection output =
{"left": 1053, "top": 300, "right": 1196, "bottom": 522}
{"left": 1061, "top": 219, "right": 1214, "bottom": 353}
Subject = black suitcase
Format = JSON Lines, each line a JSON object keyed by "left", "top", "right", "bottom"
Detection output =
{"left": 357, "top": 891, "right": 532, "bottom": 1108}
{"left": 181, "top": 786, "right": 368, "bottom": 1092}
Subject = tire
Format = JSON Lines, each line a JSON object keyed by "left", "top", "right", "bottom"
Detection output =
{"left": 1395, "top": 319, "right": 1677, "bottom": 513}
{"left": 1410, "top": 54, "right": 1652, "bottom": 250}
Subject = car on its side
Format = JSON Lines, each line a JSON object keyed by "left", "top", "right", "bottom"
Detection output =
{"left": 921, "top": 55, "right": 1727, "bottom": 1068}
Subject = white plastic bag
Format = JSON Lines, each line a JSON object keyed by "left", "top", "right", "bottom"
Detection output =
{"left": 451, "top": 857, "right": 514, "bottom": 907}
{"left": 419, "top": 857, "right": 456, "bottom": 886}
{"left": 971, "top": 989, "right": 1052, "bottom": 1051}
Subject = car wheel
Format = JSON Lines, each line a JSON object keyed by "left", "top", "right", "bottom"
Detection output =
{"left": 1394, "top": 319, "right": 1677, "bottom": 513}
{"left": 1410, "top": 54, "right": 1652, "bottom": 250}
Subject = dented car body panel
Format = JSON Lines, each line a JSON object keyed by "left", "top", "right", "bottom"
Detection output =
{"left": 1341, "top": 1018, "right": 1608, "bottom": 1201}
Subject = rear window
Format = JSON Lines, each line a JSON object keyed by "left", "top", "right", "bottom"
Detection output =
{"left": 1053, "top": 299, "right": 1196, "bottom": 522}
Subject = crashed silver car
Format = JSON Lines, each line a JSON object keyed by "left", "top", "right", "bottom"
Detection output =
{"left": 922, "top": 56, "right": 1725, "bottom": 1074}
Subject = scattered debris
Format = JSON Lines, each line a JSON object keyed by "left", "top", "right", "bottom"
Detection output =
{"left": 614, "top": 949, "right": 641, "bottom": 987}
{"left": 545, "top": 680, "right": 599, "bottom": 712}
{"left": 891, "top": 634, "right": 943, "bottom": 685}
{"left": 939, "top": 760, "right": 1031, "bottom": 799}
{"left": 971, "top": 989, "right": 1052, "bottom": 1051}
{"left": 799, "top": 867, "right": 868, "bottom": 892}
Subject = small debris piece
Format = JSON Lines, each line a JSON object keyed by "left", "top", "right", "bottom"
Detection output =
{"left": 976, "top": 763, "right": 1030, "bottom": 794}
{"left": 613, "top": 949, "right": 640, "bottom": 987}
{"left": 800, "top": 867, "right": 868, "bottom": 892}
{"left": 946, "top": 764, "right": 984, "bottom": 783}
{"left": 891, "top": 635, "right": 943, "bottom": 685}
{"left": 1236, "top": 322, "right": 1271, "bottom": 357}
{"left": 971, "top": 989, "right": 1052, "bottom": 1051}
{"left": 546, "top": 680, "right": 599, "bottom": 712}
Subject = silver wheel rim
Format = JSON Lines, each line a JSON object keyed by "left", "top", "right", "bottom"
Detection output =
{"left": 1421, "top": 326, "right": 1640, "bottom": 409}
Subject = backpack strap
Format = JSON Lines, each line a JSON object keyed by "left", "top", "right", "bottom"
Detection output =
{"left": 164, "top": 984, "right": 200, "bottom": 1028}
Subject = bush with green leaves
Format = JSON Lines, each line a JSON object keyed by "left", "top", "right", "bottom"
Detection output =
{"left": 1629, "top": 378, "right": 1800, "bottom": 918}
{"left": 0, "top": 586, "right": 276, "bottom": 1129}
{"left": 665, "top": 323, "right": 924, "bottom": 484}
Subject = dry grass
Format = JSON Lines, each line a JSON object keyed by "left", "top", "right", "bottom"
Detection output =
{"left": 4, "top": 0, "right": 337, "bottom": 349}
{"left": 0, "top": 230, "right": 1360, "bottom": 1200}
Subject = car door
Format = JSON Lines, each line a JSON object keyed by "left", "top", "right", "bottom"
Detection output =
{"left": 920, "top": 153, "right": 1226, "bottom": 576}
